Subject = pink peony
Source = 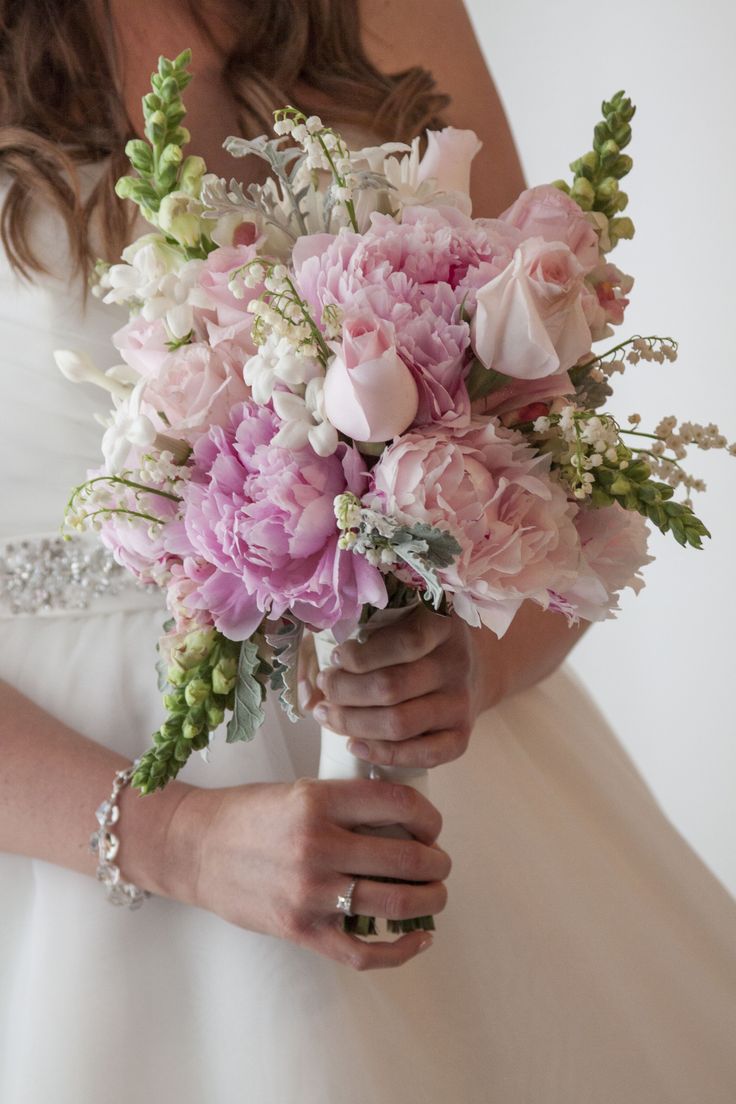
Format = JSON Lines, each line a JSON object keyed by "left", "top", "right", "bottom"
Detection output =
{"left": 500, "top": 184, "right": 600, "bottom": 274}
{"left": 140, "top": 342, "right": 250, "bottom": 443}
{"left": 472, "top": 237, "right": 592, "bottom": 380}
{"left": 550, "top": 503, "right": 653, "bottom": 622}
{"left": 475, "top": 370, "right": 573, "bottom": 420}
{"left": 323, "top": 311, "right": 418, "bottom": 442}
{"left": 174, "top": 401, "right": 387, "bottom": 640}
{"left": 364, "top": 419, "right": 581, "bottom": 637}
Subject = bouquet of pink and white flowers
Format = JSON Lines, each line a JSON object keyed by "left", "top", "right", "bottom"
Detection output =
{"left": 59, "top": 52, "right": 733, "bottom": 931}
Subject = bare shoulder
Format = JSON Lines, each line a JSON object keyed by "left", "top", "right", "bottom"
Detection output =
{"left": 359, "top": 0, "right": 526, "bottom": 216}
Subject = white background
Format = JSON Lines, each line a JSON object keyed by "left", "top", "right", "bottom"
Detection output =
{"left": 466, "top": 0, "right": 736, "bottom": 895}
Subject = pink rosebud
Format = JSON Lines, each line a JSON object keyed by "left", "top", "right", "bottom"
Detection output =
{"left": 472, "top": 237, "right": 592, "bottom": 380}
{"left": 324, "top": 313, "right": 419, "bottom": 442}
{"left": 417, "top": 127, "right": 483, "bottom": 210}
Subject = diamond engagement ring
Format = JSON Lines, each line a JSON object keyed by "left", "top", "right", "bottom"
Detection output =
{"left": 335, "top": 878, "right": 358, "bottom": 917}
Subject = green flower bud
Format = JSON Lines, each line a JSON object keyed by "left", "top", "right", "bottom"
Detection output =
{"left": 185, "top": 678, "right": 211, "bottom": 708}
{"left": 609, "top": 216, "right": 635, "bottom": 242}
{"left": 160, "top": 76, "right": 179, "bottom": 102}
{"left": 613, "top": 123, "right": 632, "bottom": 149}
{"left": 158, "top": 56, "right": 174, "bottom": 78}
{"left": 158, "top": 191, "right": 202, "bottom": 247}
{"left": 596, "top": 177, "right": 619, "bottom": 203}
{"left": 167, "top": 659, "right": 188, "bottom": 686}
{"left": 610, "top": 154, "right": 633, "bottom": 179}
{"left": 626, "top": 461, "right": 651, "bottom": 483}
{"left": 211, "top": 667, "right": 236, "bottom": 696}
{"left": 593, "top": 123, "right": 610, "bottom": 150}
{"left": 571, "top": 177, "right": 595, "bottom": 211}
{"left": 177, "top": 628, "right": 216, "bottom": 669}
{"left": 551, "top": 179, "right": 571, "bottom": 195}
{"left": 182, "top": 718, "right": 203, "bottom": 742}
{"left": 599, "top": 138, "right": 620, "bottom": 162}
{"left": 143, "top": 93, "right": 162, "bottom": 113}
{"left": 171, "top": 126, "right": 191, "bottom": 147}
{"left": 610, "top": 476, "right": 632, "bottom": 496}
{"left": 179, "top": 155, "right": 207, "bottom": 196}
{"left": 163, "top": 692, "right": 186, "bottom": 713}
{"left": 206, "top": 703, "right": 225, "bottom": 728}
{"left": 174, "top": 738, "right": 191, "bottom": 763}
{"left": 115, "top": 176, "right": 156, "bottom": 205}
{"left": 160, "top": 143, "right": 183, "bottom": 168}
{"left": 160, "top": 719, "right": 181, "bottom": 741}
{"left": 125, "top": 139, "right": 153, "bottom": 174}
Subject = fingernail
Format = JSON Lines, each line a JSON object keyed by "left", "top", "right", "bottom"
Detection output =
{"left": 297, "top": 679, "right": 311, "bottom": 711}
{"left": 329, "top": 647, "right": 342, "bottom": 668}
{"left": 314, "top": 703, "right": 329, "bottom": 723}
{"left": 348, "top": 740, "right": 369, "bottom": 759}
{"left": 356, "top": 628, "right": 369, "bottom": 644}
{"left": 315, "top": 671, "right": 328, "bottom": 692}
{"left": 417, "top": 936, "right": 434, "bottom": 953}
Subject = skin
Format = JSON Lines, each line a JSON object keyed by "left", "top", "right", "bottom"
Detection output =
{"left": 1, "top": 0, "right": 587, "bottom": 970}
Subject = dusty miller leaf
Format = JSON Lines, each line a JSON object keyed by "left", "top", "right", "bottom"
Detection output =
{"left": 264, "top": 616, "right": 304, "bottom": 723}
{"left": 226, "top": 638, "right": 266, "bottom": 744}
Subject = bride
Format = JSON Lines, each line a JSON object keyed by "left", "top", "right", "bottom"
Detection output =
{"left": 1, "top": 1, "right": 734, "bottom": 1101}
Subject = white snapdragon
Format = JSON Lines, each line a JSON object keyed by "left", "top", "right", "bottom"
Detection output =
{"left": 103, "top": 235, "right": 208, "bottom": 341}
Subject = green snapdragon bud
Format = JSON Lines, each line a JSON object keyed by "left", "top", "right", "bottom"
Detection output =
{"left": 206, "top": 703, "right": 225, "bottom": 728}
{"left": 179, "top": 628, "right": 217, "bottom": 669}
{"left": 609, "top": 216, "right": 635, "bottom": 242}
{"left": 571, "top": 177, "right": 595, "bottom": 210}
{"left": 179, "top": 155, "right": 207, "bottom": 196}
{"left": 212, "top": 655, "right": 238, "bottom": 696}
{"left": 158, "top": 191, "right": 202, "bottom": 247}
{"left": 185, "top": 678, "right": 211, "bottom": 708}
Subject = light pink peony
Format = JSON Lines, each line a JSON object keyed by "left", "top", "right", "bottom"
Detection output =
{"left": 472, "top": 237, "right": 592, "bottom": 380}
{"left": 417, "top": 128, "right": 483, "bottom": 212}
{"left": 549, "top": 503, "right": 653, "bottom": 622}
{"left": 364, "top": 418, "right": 581, "bottom": 637}
{"left": 500, "top": 184, "right": 600, "bottom": 274}
{"left": 140, "top": 342, "right": 250, "bottom": 443}
{"left": 323, "top": 312, "right": 418, "bottom": 442}
{"left": 173, "top": 401, "right": 387, "bottom": 640}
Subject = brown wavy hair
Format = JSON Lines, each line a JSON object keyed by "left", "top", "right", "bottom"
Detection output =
{"left": 0, "top": 0, "right": 450, "bottom": 281}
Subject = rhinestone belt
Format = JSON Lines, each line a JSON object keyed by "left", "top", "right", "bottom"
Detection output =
{"left": 0, "top": 534, "right": 160, "bottom": 618}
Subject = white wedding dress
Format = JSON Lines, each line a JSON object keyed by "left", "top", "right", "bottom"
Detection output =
{"left": 1, "top": 174, "right": 735, "bottom": 1104}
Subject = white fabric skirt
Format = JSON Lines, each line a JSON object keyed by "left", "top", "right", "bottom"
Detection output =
{"left": 1, "top": 604, "right": 735, "bottom": 1104}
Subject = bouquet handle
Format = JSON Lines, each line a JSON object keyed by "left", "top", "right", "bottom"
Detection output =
{"left": 313, "top": 604, "right": 433, "bottom": 935}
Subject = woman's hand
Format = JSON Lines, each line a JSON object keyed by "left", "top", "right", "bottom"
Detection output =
{"left": 311, "top": 604, "right": 493, "bottom": 770}
{"left": 167, "top": 777, "right": 451, "bottom": 971}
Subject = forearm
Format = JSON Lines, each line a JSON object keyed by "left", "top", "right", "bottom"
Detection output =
{"left": 0, "top": 679, "right": 192, "bottom": 897}
{"left": 474, "top": 603, "right": 589, "bottom": 715}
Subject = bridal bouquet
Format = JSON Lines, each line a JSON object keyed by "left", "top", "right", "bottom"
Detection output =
{"left": 59, "top": 52, "right": 732, "bottom": 931}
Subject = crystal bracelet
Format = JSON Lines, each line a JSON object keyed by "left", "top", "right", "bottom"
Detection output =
{"left": 89, "top": 759, "right": 151, "bottom": 909}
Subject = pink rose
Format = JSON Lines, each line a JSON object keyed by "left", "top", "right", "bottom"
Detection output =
{"left": 472, "top": 237, "right": 592, "bottom": 379}
{"left": 324, "top": 312, "right": 419, "bottom": 442}
{"left": 113, "top": 316, "right": 170, "bottom": 379}
{"left": 196, "top": 244, "right": 262, "bottom": 351}
{"left": 141, "top": 342, "right": 250, "bottom": 442}
{"left": 476, "top": 370, "right": 573, "bottom": 420}
{"left": 364, "top": 419, "right": 580, "bottom": 637}
{"left": 501, "top": 184, "right": 600, "bottom": 274}
{"left": 417, "top": 127, "right": 483, "bottom": 213}
{"left": 549, "top": 503, "right": 653, "bottom": 622}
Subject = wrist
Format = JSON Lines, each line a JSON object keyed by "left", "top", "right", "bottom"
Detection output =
{"left": 116, "top": 777, "right": 203, "bottom": 903}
